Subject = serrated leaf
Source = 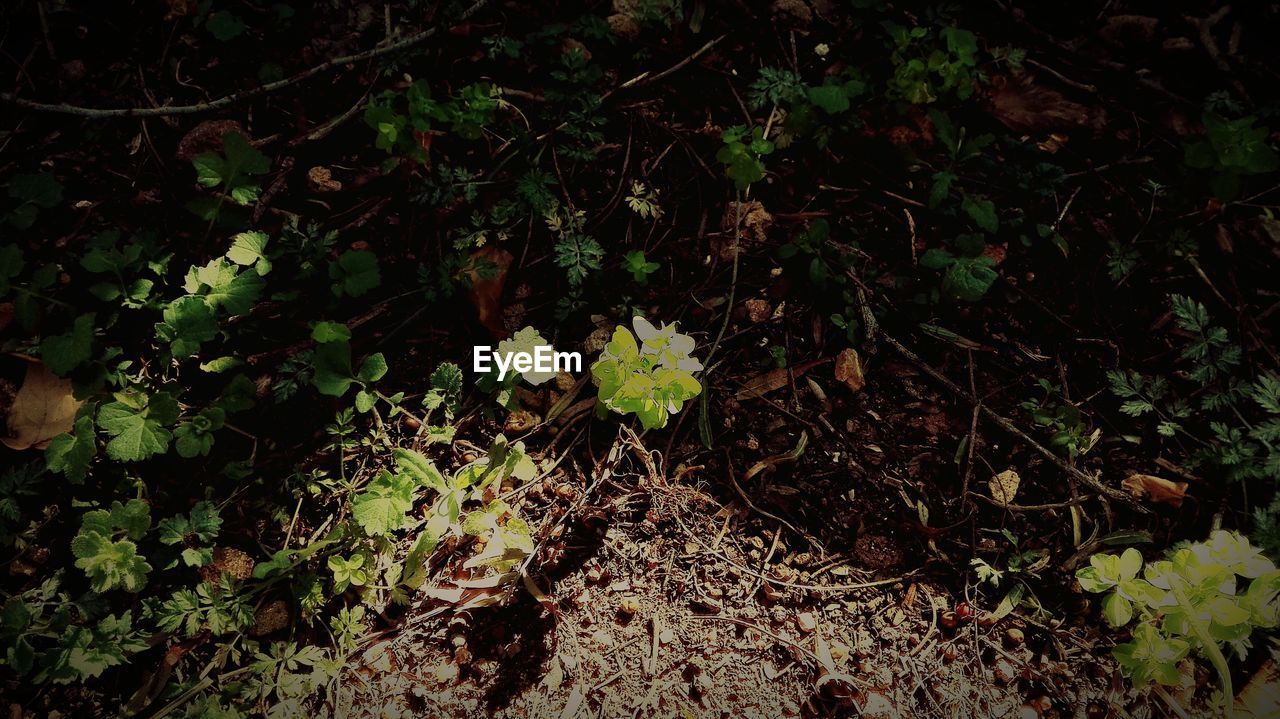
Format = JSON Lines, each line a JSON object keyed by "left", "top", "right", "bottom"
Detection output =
{"left": 430, "top": 362, "right": 463, "bottom": 394}
{"left": 960, "top": 194, "right": 998, "bottom": 232}
{"left": 329, "top": 250, "right": 381, "bottom": 297}
{"left": 806, "top": 83, "right": 850, "bottom": 114}
{"left": 156, "top": 296, "right": 219, "bottom": 358}
{"left": 96, "top": 391, "right": 178, "bottom": 462}
{"left": 350, "top": 471, "right": 415, "bottom": 536}
{"left": 357, "top": 353, "right": 388, "bottom": 383}
{"left": 941, "top": 256, "right": 997, "bottom": 302}
{"left": 45, "top": 414, "right": 97, "bottom": 482}
{"left": 311, "top": 321, "right": 351, "bottom": 343}
{"left": 185, "top": 259, "right": 264, "bottom": 316}
{"left": 393, "top": 448, "right": 447, "bottom": 491}
{"left": 71, "top": 533, "right": 151, "bottom": 592}
{"left": 39, "top": 313, "right": 95, "bottom": 376}
{"left": 227, "top": 231, "right": 271, "bottom": 275}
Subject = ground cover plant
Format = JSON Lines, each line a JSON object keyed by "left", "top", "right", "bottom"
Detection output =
{"left": 1, "top": 1, "right": 1279, "bottom": 717}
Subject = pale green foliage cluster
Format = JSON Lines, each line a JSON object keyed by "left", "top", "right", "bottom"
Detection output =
{"left": 1077, "top": 532, "right": 1279, "bottom": 707}
{"left": 591, "top": 317, "right": 703, "bottom": 430}
{"left": 338, "top": 436, "right": 538, "bottom": 601}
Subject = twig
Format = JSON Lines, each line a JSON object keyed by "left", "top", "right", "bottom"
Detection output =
{"left": 688, "top": 615, "right": 822, "bottom": 665}
{"left": 614, "top": 34, "right": 726, "bottom": 93}
{"left": 890, "top": 330, "right": 1142, "bottom": 510}
{"left": 1, "top": 0, "right": 489, "bottom": 118}
{"left": 1024, "top": 58, "right": 1096, "bottom": 94}
{"left": 855, "top": 289, "right": 1149, "bottom": 514}
{"left": 725, "top": 451, "right": 823, "bottom": 552}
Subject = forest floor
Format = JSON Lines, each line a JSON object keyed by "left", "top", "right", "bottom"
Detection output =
{"left": 2, "top": 1, "right": 1280, "bottom": 718}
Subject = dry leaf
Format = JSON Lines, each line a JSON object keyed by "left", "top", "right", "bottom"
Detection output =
{"left": 987, "top": 74, "right": 1098, "bottom": 134}
{"left": 733, "top": 359, "right": 825, "bottom": 401}
{"left": 306, "top": 166, "right": 342, "bottom": 192}
{"left": 1236, "top": 659, "right": 1280, "bottom": 718}
{"left": 988, "top": 469, "right": 1021, "bottom": 506}
{"left": 175, "top": 120, "right": 245, "bottom": 161}
{"left": 717, "top": 200, "right": 773, "bottom": 258}
{"left": 465, "top": 246, "right": 513, "bottom": 339}
{"left": 834, "top": 348, "right": 865, "bottom": 393}
{"left": 744, "top": 298, "right": 772, "bottom": 323}
{"left": 1121, "top": 473, "right": 1188, "bottom": 508}
{"left": 2, "top": 359, "right": 83, "bottom": 451}
{"left": 503, "top": 410, "right": 540, "bottom": 434}
{"left": 735, "top": 368, "right": 791, "bottom": 400}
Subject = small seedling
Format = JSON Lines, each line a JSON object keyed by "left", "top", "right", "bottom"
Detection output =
{"left": 622, "top": 251, "right": 660, "bottom": 285}
{"left": 716, "top": 125, "right": 774, "bottom": 190}
{"left": 591, "top": 317, "right": 702, "bottom": 430}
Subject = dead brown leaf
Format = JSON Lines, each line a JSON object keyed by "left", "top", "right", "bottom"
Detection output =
{"left": 175, "top": 120, "right": 245, "bottom": 161}
{"left": 988, "top": 469, "right": 1021, "bottom": 506}
{"left": 733, "top": 358, "right": 825, "bottom": 401}
{"left": 465, "top": 246, "right": 513, "bottom": 339}
{"left": 717, "top": 201, "right": 773, "bottom": 258}
{"left": 307, "top": 166, "right": 343, "bottom": 192}
{"left": 744, "top": 298, "right": 772, "bottom": 323}
{"left": 2, "top": 359, "right": 82, "bottom": 451}
{"left": 1121, "top": 473, "right": 1188, "bottom": 508}
{"left": 834, "top": 348, "right": 865, "bottom": 393}
{"left": 987, "top": 74, "right": 1098, "bottom": 134}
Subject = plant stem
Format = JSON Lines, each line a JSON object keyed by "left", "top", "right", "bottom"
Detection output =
{"left": 1168, "top": 575, "right": 1234, "bottom": 719}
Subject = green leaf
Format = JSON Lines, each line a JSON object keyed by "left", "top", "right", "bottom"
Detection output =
{"left": 71, "top": 532, "right": 151, "bottom": 592}
{"left": 327, "top": 554, "right": 368, "bottom": 590}
{"left": 227, "top": 231, "right": 271, "bottom": 275}
{"left": 1102, "top": 592, "right": 1134, "bottom": 627}
{"left": 806, "top": 84, "right": 850, "bottom": 114}
{"left": 206, "top": 11, "right": 246, "bottom": 41}
{"left": 45, "top": 414, "right": 97, "bottom": 482}
{"left": 96, "top": 391, "right": 179, "bottom": 462}
{"left": 357, "top": 353, "right": 388, "bottom": 383}
{"left": 312, "top": 341, "right": 354, "bottom": 397}
{"left": 156, "top": 296, "right": 219, "bottom": 359}
{"left": 174, "top": 407, "right": 225, "bottom": 458}
{"left": 191, "top": 132, "right": 269, "bottom": 206}
{"left": 919, "top": 248, "right": 955, "bottom": 270}
{"left": 400, "top": 518, "right": 445, "bottom": 589}
{"left": 1117, "top": 548, "right": 1144, "bottom": 580}
{"left": 354, "top": 390, "right": 376, "bottom": 413}
{"left": 622, "top": 250, "right": 660, "bottom": 284}
{"left": 0, "top": 244, "right": 24, "bottom": 293}
{"left": 184, "top": 259, "right": 264, "bottom": 316}
{"left": 940, "top": 256, "right": 997, "bottom": 302}
{"left": 329, "top": 250, "right": 381, "bottom": 297}
{"left": 350, "top": 471, "right": 415, "bottom": 536}
{"left": 39, "top": 313, "right": 95, "bottom": 376}
{"left": 393, "top": 448, "right": 447, "bottom": 491}
{"left": 158, "top": 501, "right": 222, "bottom": 548}
{"left": 7, "top": 173, "right": 63, "bottom": 229}
{"left": 430, "top": 362, "right": 463, "bottom": 394}
{"left": 199, "top": 356, "right": 243, "bottom": 373}
{"left": 311, "top": 321, "right": 351, "bottom": 343}
{"left": 960, "top": 194, "right": 998, "bottom": 232}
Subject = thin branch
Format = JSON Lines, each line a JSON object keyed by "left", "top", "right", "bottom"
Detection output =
{"left": 0, "top": 0, "right": 489, "bottom": 118}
